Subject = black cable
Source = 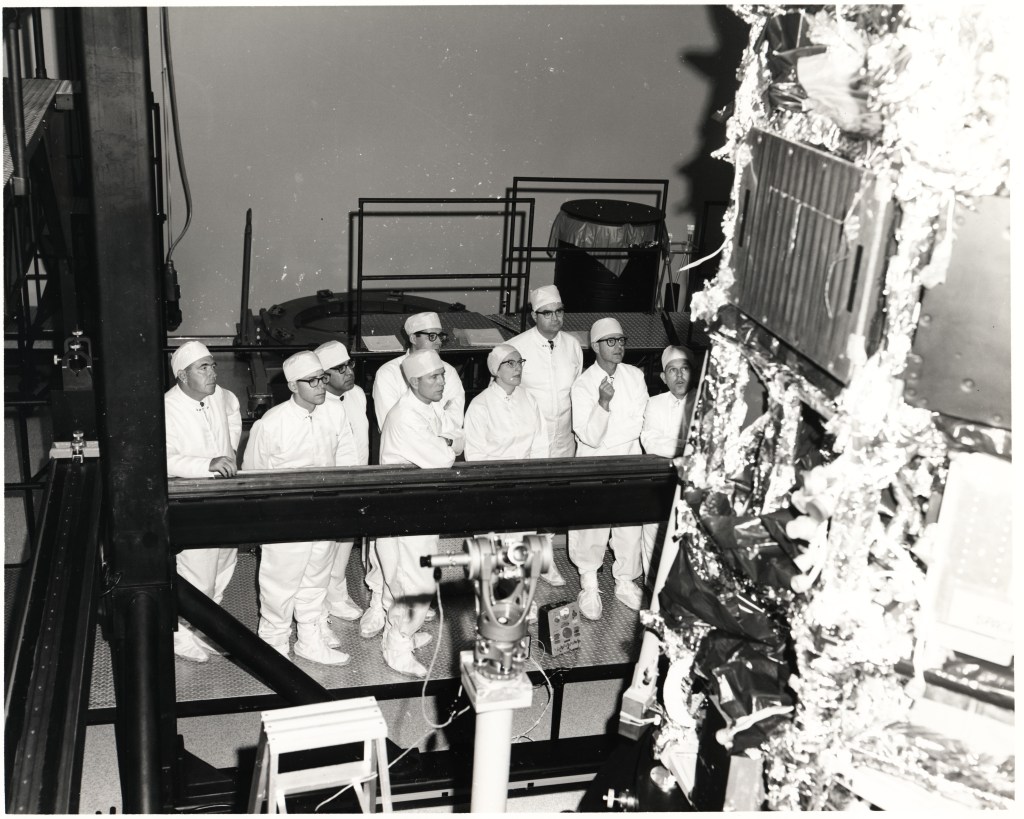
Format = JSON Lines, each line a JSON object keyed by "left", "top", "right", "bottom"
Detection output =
{"left": 160, "top": 7, "right": 192, "bottom": 262}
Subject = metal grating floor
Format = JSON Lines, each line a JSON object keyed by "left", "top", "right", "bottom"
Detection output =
{"left": 87, "top": 537, "right": 645, "bottom": 714}
{"left": 3, "top": 78, "right": 74, "bottom": 187}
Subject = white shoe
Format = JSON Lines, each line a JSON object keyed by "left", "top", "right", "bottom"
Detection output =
{"left": 578, "top": 587, "right": 603, "bottom": 620}
{"left": 328, "top": 595, "right": 363, "bottom": 621}
{"left": 174, "top": 630, "right": 209, "bottom": 663}
{"left": 383, "top": 643, "right": 427, "bottom": 678}
{"left": 360, "top": 605, "right": 385, "bottom": 639}
{"left": 294, "top": 635, "right": 350, "bottom": 666}
{"left": 614, "top": 580, "right": 643, "bottom": 611}
{"left": 541, "top": 561, "right": 566, "bottom": 587}
{"left": 412, "top": 631, "right": 432, "bottom": 650}
{"left": 319, "top": 616, "right": 342, "bottom": 649}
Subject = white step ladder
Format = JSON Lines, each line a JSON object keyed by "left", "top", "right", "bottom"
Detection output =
{"left": 248, "top": 697, "right": 392, "bottom": 814}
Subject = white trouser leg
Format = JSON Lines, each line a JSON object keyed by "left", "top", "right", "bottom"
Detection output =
{"left": 294, "top": 540, "right": 335, "bottom": 625}
{"left": 548, "top": 420, "right": 577, "bottom": 459}
{"left": 325, "top": 539, "right": 355, "bottom": 608}
{"left": 177, "top": 547, "right": 237, "bottom": 601}
{"left": 364, "top": 539, "right": 383, "bottom": 597}
{"left": 609, "top": 524, "right": 643, "bottom": 582}
{"left": 642, "top": 520, "right": 671, "bottom": 582}
{"left": 257, "top": 541, "right": 312, "bottom": 644}
{"left": 568, "top": 527, "right": 611, "bottom": 574}
{"left": 380, "top": 535, "right": 438, "bottom": 645}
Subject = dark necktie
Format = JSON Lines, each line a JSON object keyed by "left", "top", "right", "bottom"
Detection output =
{"left": 548, "top": 339, "right": 554, "bottom": 351}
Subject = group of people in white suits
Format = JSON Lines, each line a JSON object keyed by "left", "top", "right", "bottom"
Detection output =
{"left": 164, "top": 284, "right": 697, "bottom": 677}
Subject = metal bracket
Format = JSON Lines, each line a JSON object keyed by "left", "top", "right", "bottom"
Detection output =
{"left": 50, "top": 431, "right": 99, "bottom": 462}
{"left": 54, "top": 330, "right": 93, "bottom": 375}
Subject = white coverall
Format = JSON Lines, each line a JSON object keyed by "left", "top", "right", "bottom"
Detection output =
{"left": 165, "top": 383, "right": 242, "bottom": 603}
{"left": 463, "top": 381, "right": 549, "bottom": 462}
{"left": 376, "top": 392, "right": 463, "bottom": 653}
{"left": 324, "top": 386, "right": 370, "bottom": 613}
{"left": 638, "top": 390, "right": 695, "bottom": 576}
{"left": 568, "top": 362, "right": 649, "bottom": 581}
{"left": 507, "top": 326, "right": 582, "bottom": 458}
{"left": 368, "top": 352, "right": 465, "bottom": 603}
{"left": 241, "top": 396, "right": 357, "bottom": 648}
{"left": 371, "top": 352, "right": 465, "bottom": 432}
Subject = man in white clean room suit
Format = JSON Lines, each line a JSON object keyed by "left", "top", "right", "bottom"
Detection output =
{"left": 314, "top": 340, "right": 369, "bottom": 645}
{"left": 569, "top": 318, "right": 649, "bottom": 620}
{"left": 165, "top": 340, "right": 242, "bottom": 663}
{"left": 365, "top": 312, "right": 465, "bottom": 636}
{"left": 508, "top": 285, "right": 581, "bottom": 459}
{"left": 508, "top": 285, "right": 582, "bottom": 586}
{"left": 241, "top": 351, "right": 356, "bottom": 665}
{"left": 640, "top": 345, "right": 697, "bottom": 578}
{"left": 376, "top": 349, "right": 464, "bottom": 677}
{"left": 371, "top": 311, "right": 465, "bottom": 431}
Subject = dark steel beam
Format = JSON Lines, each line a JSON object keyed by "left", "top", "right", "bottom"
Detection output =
{"left": 77, "top": 7, "right": 178, "bottom": 812}
{"left": 120, "top": 591, "right": 164, "bottom": 813}
{"left": 4, "top": 459, "right": 102, "bottom": 815}
{"left": 168, "top": 456, "right": 677, "bottom": 548}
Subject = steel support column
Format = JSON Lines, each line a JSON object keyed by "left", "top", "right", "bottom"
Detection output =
{"left": 77, "top": 7, "right": 177, "bottom": 812}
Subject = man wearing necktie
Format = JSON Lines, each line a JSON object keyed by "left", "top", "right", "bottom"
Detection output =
{"left": 508, "top": 285, "right": 582, "bottom": 460}
{"left": 507, "top": 285, "right": 582, "bottom": 587}
{"left": 165, "top": 340, "right": 242, "bottom": 662}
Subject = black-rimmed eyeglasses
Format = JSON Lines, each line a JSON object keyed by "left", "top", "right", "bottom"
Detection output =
{"left": 535, "top": 308, "right": 565, "bottom": 318}
{"left": 500, "top": 359, "right": 526, "bottom": 369}
{"left": 599, "top": 336, "right": 627, "bottom": 347}
{"left": 414, "top": 331, "right": 449, "bottom": 343}
{"left": 330, "top": 361, "right": 354, "bottom": 373}
{"left": 296, "top": 374, "right": 330, "bottom": 387}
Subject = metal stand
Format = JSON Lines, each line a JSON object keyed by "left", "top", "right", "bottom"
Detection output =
{"left": 422, "top": 533, "right": 552, "bottom": 812}
{"left": 459, "top": 650, "right": 533, "bottom": 812}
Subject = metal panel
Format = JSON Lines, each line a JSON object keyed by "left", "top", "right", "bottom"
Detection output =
{"left": 904, "top": 195, "right": 1011, "bottom": 428}
{"left": 167, "top": 456, "right": 677, "bottom": 547}
{"left": 731, "top": 129, "right": 894, "bottom": 382}
{"left": 925, "top": 453, "right": 1013, "bottom": 666}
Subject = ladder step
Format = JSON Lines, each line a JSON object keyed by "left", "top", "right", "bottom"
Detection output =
{"left": 275, "top": 760, "right": 374, "bottom": 797}
{"left": 261, "top": 697, "right": 378, "bottom": 723}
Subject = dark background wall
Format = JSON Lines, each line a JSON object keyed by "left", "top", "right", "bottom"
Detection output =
{"left": 150, "top": 5, "right": 746, "bottom": 336}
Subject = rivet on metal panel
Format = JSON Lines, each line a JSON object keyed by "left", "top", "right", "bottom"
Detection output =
{"left": 905, "top": 387, "right": 917, "bottom": 397}
{"left": 960, "top": 379, "right": 976, "bottom": 392}
{"left": 992, "top": 414, "right": 1002, "bottom": 424}
{"left": 919, "top": 314, "right": 932, "bottom": 326}
{"left": 907, "top": 371, "right": 918, "bottom": 380}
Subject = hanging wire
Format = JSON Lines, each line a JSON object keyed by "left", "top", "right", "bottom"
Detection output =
{"left": 160, "top": 6, "right": 193, "bottom": 262}
{"left": 511, "top": 653, "right": 554, "bottom": 742}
